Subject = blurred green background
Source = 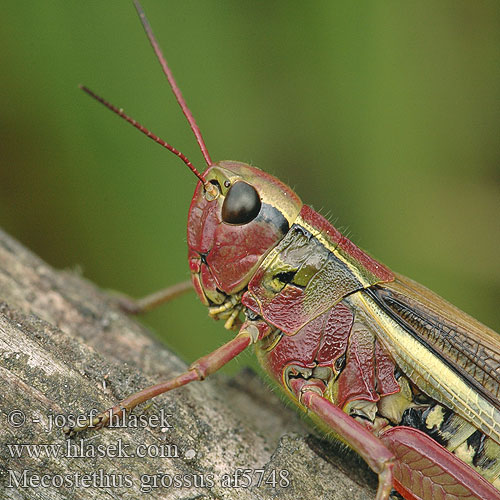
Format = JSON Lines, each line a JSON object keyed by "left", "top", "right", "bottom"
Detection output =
{"left": 1, "top": 1, "right": 499, "bottom": 374}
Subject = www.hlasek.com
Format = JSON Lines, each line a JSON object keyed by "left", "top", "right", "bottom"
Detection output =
{"left": 7, "top": 437, "right": 179, "bottom": 460}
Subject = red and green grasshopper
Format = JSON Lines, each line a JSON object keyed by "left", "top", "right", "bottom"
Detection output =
{"left": 67, "top": 2, "right": 500, "bottom": 499}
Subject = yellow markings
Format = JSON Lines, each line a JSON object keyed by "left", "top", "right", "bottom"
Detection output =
{"left": 453, "top": 440, "right": 475, "bottom": 466}
{"left": 425, "top": 405, "right": 445, "bottom": 430}
{"left": 296, "top": 215, "right": 373, "bottom": 288}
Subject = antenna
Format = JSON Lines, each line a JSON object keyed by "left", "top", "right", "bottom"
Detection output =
{"left": 79, "top": 84, "right": 216, "bottom": 196}
{"left": 133, "top": 0, "right": 212, "bottom": 166}
{"left": 79, "top": 1, "right": 219, "bottom": 198}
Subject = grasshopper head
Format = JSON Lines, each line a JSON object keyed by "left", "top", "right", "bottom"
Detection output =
{"left": 187, "top": 161, "right": 302, "bottom": 306}
{"left": 78, "top": 15, "right": 302, "bottom": 310}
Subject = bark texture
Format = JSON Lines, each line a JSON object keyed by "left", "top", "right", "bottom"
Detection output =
{"left": 0, "top": 229, "right": 376, "bottom": 500}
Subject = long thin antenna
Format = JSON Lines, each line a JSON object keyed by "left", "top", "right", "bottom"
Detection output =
{"left": 133, "top": 0, "right": 212, "bottom": 167}
{"left": 80, "top": 84, "right": 211, "bottom": 188}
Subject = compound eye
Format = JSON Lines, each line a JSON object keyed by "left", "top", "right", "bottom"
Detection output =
{"left": 221, "top": 181, "right": 261, "bottom": 225}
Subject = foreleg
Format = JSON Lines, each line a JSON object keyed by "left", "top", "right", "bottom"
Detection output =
{"left": 65, "top": 320, "right": 268, "bottom": 436}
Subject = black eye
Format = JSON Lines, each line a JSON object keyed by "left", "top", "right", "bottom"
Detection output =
{"left": 221, "top": 181, "right": 261, "bottom": 225}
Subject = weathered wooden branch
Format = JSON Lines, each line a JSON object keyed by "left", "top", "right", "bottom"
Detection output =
{"left": 0, "top": 229, "right": 376, "bottom": 499}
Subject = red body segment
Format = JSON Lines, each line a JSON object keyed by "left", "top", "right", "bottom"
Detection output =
{"left": 336, "top": 323, "right": 399, "bottom": 408}
{"left": 263, "top": 303, "right": 353, "bottom": 384}
{"left": 242, "top": 205, "right": 394, "bottom": 335}
{"left": 258, "top": 300, "right": 400, "bottom": 410}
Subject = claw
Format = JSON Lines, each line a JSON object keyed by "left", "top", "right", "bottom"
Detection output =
{"left": 63, "top": 406, "right": 123, "bottom": 437}
{"left": 63, "top": 413, "right": 104, "bottom": 437}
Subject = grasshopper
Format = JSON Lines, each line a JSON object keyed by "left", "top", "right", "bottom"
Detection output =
{"left": 67, "top": 2, "right": 500, "bottom": 499}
